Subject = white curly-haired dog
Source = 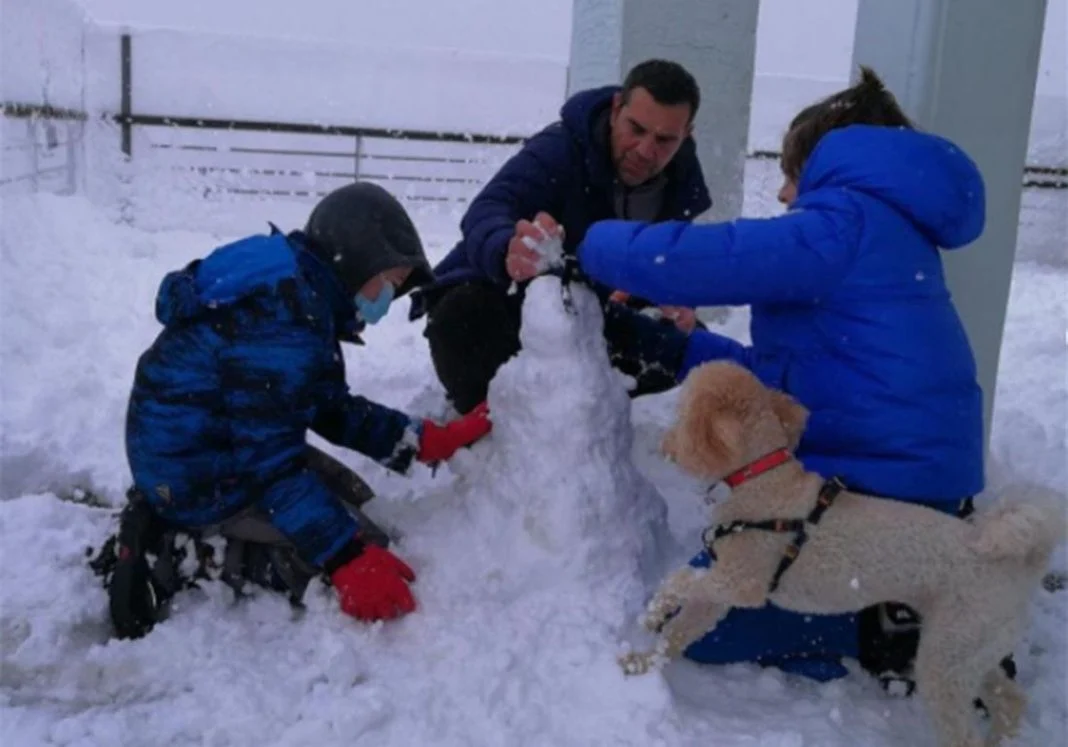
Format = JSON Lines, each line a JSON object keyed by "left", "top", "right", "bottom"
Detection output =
{"left": 622, "top": 361, "right": 1064, "bottom": 747}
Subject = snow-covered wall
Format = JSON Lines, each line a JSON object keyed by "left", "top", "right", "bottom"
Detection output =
{"left": 0, "top": 0, "right": 92, "bottom": 195}
{"left": 79, "top": 29, "right": 567, "bottom": 138}
{"left": 1, "top": 0, "right": 89, "bottom": 110}
{"left": 31, "top": 0, "right": 1065, "bottom": 166}
{"left": 72, "top": 0, "right": 575, "bottom": 62}
{"left": 3, "top": 0, "right": 1064, "bottom": 265}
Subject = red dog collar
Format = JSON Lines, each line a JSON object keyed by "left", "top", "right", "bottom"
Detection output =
{"left": 722, "top": 448, "right": 793, "bottom": 488}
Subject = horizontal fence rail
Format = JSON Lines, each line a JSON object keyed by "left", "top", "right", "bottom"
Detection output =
{"left": 1, "top": 102, "right": 88, "bottom": 121}
{"left": 749, "top": 149, "right": 1067, "bottom": 190}
{"left": 129, "top": 118, "right": 526, "bottom": 204}
{"left": 1, "top": 103, "right": 85, "bottom": 194}
{"left": 4, "top": 103, "right": 1067, "bottom": 205}
{"left": 113, "top": 112, "right": 527, "bottom": 145}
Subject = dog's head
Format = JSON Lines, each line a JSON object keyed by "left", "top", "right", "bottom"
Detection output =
{"left": 661, "top": 362, "right": 809, "bottom": 481}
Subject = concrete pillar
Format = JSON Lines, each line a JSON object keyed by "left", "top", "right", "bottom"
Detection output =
{"left": 852, "top": 0, "right": 1048, "bottom": 452}
{"left": 568, "top": 0, "right": 760, "bottom": 222}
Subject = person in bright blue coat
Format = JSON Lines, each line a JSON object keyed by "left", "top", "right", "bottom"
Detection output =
{"left": 411, "top": 60, "right": 712, "bottom": 414}
{"left": 114, "top": 183, "right": 493, "bottom": 639}
{"left": 577, "top": 69, "right": 987, "bottom": 685}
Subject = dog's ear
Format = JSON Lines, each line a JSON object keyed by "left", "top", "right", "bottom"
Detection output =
{"left": 669, "top": 401, "right": 744, "bottom": 480}
{"left": 768, "top": 390, "right": 809, "bottom": 450}
{"left": 697, "top": 416, "right": 744, "bottom": 477}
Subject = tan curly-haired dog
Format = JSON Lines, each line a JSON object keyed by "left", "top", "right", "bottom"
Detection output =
{"left": 622, "top": 361, "right": 1064, "bottom": 747}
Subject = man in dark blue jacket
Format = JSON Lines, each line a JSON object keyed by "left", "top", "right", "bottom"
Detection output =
{"left": 108, "top": 183, "right": 492, "bottom": 639}
{"left": 410, "top": 59, "right": 713, "bottom": 414}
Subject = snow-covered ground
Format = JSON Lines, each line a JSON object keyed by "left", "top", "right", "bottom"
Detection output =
{"left": 0, "top": 183, "right": 1065, "bottom": 745}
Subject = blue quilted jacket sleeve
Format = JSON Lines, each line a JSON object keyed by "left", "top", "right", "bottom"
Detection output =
{"left": 459, "top": 125, "right": 576, "bottom": 283}
{"left": 577, "top": 192, "right": 863, "bottom": 308}
{"left": 311, "top": 370, "right": 421, "bottom": 476}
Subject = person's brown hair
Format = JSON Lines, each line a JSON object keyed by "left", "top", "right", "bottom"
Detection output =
{"left": 781, "top": 66, "right": 914, "bottom": 181}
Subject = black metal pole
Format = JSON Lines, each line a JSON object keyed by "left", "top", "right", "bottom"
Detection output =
{"left": 120, "top": 33, "right": 132, "bottom": 156}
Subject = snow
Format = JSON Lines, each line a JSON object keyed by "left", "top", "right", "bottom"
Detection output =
{"left": 1, "top": 0, "right": 1066, "bottom": 741}
{"left": 1, "top": 188, "right": 1065, "bottom": 746}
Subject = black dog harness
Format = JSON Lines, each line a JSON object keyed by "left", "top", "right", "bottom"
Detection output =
{"left": 702, "top": 462, "right": 845, "bottom": 593}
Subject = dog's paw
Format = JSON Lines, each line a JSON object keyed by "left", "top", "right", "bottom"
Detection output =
{"left": 657, "top": 600, "right": 727, "bottom": 660}
{"left": 640, "top": 601, "right": 680, "bottom": 633}
{"left": 642, "top": 567, "right": 698, "bottom": 631}
{"left": 618, "top": 650, "right": 660, "bottom": 676}
{"left": 1043, "top": 570, "right": 1066, "bottom": 593}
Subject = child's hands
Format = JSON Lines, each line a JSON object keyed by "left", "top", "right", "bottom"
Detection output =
{"left": 417, "top": 401, "right": 493, "bottom": 464}
{"left": 330, "top": 543, "right": 417, "bottom": 622}
{"left": 660, "top": 306, "right": 698, "bottom": 334}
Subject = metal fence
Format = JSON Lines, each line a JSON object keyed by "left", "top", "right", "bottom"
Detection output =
{"left": 125, "top": 115, "right": 525, "bottom": 205}
{"left": 4, "top": 102, "right": 1066, "bottom": 205}
{"left": 3, "top": 97, "right": 1066, "bottom": 211}
{"left": 99, "top": 34, "right": 528, "bottom": 205}
{"left": 4, "top": 31, "right": 1066, "bottom": 203}
{"left": 1, "top": 103, "right": 529, "bottom": 205}
{"left": 1, "top": 104, "right": 86, "bottom": 195}
{"left": 748, "top": 150, "right": 1067, "bottom": 191}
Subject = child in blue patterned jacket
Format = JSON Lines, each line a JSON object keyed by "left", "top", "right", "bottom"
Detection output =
{"left": 111, "top": 182, "right": 492, "bottom": 638}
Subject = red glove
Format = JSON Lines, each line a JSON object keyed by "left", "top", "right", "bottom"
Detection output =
{"left": 418, "top": 401, "right": 492, "bottom": 463}
{"left": 330, "top": 544, "right": 417, "bottom": 622}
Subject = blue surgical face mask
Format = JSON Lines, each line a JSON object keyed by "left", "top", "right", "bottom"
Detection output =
{"left": 354, "top": 281, "right": 395, "bottom": 325}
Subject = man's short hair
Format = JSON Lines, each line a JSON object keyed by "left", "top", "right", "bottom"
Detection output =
{"left": 621, "top": 59, "right": 700, "bottom": 121}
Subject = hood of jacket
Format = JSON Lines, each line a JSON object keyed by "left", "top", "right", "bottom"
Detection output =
{"left": 799, "top": 124, "right": 986, "bottom": 249}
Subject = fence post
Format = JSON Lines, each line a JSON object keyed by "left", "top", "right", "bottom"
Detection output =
{"left": 27, "top": 118, "right": 40, "bottom": 191}
{"left": 65, "top": 120, "right": 78, "bottom": 194}
{"left": 853, "top": 0, "right": 1047, "bottom": 454}
{"left": 120, "top": 33, "right": 132, "bottom": 157}
{"left": 353, "top": 133, "right": 362, "bottom": 180}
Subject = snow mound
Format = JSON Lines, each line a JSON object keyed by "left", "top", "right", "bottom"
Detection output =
{"left": 469, "top": 276, "right": 676, "bottom": 600}
{"left": 383, "top": 275, "right": 683, "bottom": 742}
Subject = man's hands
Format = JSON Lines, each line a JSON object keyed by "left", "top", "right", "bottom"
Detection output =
{"left": 505, "top": 212, "right": 565, "bottom": 283}
{"left": 506, "top": 214, "right": 697, "bottom": 333}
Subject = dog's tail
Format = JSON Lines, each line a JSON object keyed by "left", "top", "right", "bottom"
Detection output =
{"left": 969, "top": 484, "right": 1066, "bottom": 566}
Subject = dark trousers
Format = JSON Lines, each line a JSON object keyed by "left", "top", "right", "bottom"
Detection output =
{"left": 423, "top": 280, "right": 678, "bottom": 414}
{"left": 101, "top": 445, "right": 389, "bottom": 638}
